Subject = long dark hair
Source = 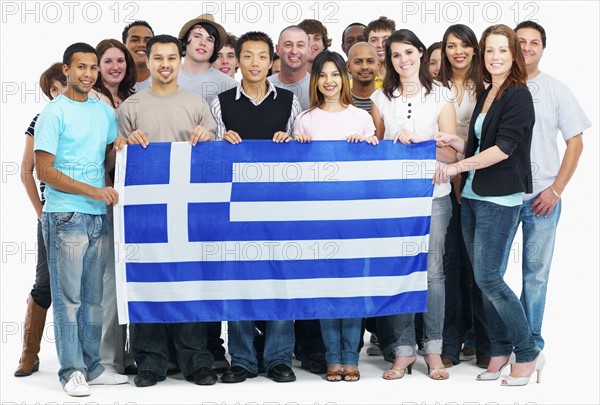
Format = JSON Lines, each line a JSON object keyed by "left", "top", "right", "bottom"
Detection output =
{"left": 439, "top": 24, "right": 481, "bottom": 89}
{"left": 477, "top": 24, "right": 527, "bottom": 99}
{"left": 94, "top": 39, "right": 136, "bottom": 108}
{"left": 307, "top": 50, "right": 353, "bottom": 110}
{"left": 383, "top": 29, "right": 433, "bottom": 100}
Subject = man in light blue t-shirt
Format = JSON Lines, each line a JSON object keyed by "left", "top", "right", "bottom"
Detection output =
{"left": 34, "top": 42, "right": 127, "bottom": 397}
{"left": 513, "top": 21, "right": 591, "bottom": 350}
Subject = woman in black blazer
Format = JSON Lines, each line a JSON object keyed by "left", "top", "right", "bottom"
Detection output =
{"left": 433, "top": 24, "right": 543, "bottom": 387}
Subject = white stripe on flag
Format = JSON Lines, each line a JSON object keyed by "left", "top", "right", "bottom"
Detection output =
{"left": 123, "top": 183, "right": 232, "bottom": 205}
{"left": 120, "top": 235, "right": 429, "bottom": 263}
{"left": 127, "top": 271, "right": 427, "bottom": 302}
{"left": 233, "top": 160, "right": 436, "bottom": 183}
{"left": 230, "top": 197, "right": 432, "bottom": 222}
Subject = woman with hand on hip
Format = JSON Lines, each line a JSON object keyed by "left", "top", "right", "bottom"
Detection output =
{"left": 434, "top": 24, "right": 543, "bottom": 386}
{"left": 369, "top": 29, "right": 457, "bottom": 381}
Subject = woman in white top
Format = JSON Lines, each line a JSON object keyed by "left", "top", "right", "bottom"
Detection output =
{"left": 437, "top": 24, "right": 491, "bottom": 368}
{"left": 368, "top": 29, "right": 457, "bottom": 380}
{"left": 293, "top": 50, "right": 375, "bottom": 382}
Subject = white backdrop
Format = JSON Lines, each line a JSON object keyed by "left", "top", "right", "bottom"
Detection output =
{"left": 1, "top": 1, "right": 598, "bottom": 404}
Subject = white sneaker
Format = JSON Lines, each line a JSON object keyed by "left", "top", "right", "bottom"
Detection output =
{"left": 88, "top": 369, "right": 129, "bottom": 385}
{"left": 64, "top": 371, "right": 91, "bottom": 397}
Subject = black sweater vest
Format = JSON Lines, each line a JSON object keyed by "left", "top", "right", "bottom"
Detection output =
{"left": 218, "top": 86, "right": 294, "bottom": 140}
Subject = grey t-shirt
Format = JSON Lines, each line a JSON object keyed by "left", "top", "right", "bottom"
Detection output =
{"left": 134, "top": 76, "right": 151, "bottom": 92}
{"left": 525, "top": 72, "right": 591, "bottom": 200}
{"left": 118, "top": 87, "right": 216, "bottom": 142}
{"left": 178, "top": 66, "right": 236, "bottom": 105}
{"left": 268, "top": 72, "right": 310, "bottom": 110}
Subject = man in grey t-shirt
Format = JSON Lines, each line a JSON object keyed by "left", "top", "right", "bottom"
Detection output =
{"left": 512, "top": 21, "right": 591, "bottom": 350}
{"left": 268, "top": 26, "right": 311, "bottom": 110}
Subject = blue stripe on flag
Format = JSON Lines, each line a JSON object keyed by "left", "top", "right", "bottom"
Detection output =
{"left": 190, "top": 140, "right": 436, "bottom": 183}
{"left": 127, "top": 290, "right": 428, "bottom": 323}
{"left": 231, "top": 179, "right": 433, "bottom": 201}
{"left": 125, "top": 143, "right": 171, "bottom": 186}
{"left": 187, "top": 202, "right": 430, "bottom": 241}
{"left": 126, "top": 255, "right": 428, "bottom": 282}
{"left": 124, "top": 204, "right": 168, "bottom": 243}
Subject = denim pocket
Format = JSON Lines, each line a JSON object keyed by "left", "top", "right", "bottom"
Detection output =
{"left": 53, "top": 212, "right": 77, "bottom": 226}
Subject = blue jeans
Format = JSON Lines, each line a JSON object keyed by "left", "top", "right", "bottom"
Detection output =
{"left": 461, "top": 198, "right": 539, "bottom": 363}
{"left": 131, "top": 322, "right": 212, "bottom": 378}
{"left": 228, "top": 320, "right": 294, "bottom": 374}
{"left": 319, "top": 318, "right": 362, "bottom": 366}
{"left": 508, "top": 197, "right": 562, "bottom": 350}
{"left": 42, "top": 212, "right": 108, "bottom": 384}
{"left": 378, "top": 196, "right": 452, "bottom": 357}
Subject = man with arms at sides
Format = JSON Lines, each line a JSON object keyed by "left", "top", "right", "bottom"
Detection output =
{"left": 347, "top": 42, "right": 380, "bottom": 113}
{"left": 513, "top": 20, "right": 590, "bottom": 350}
{"left": 298, "top": 19, "right": 331, "bottom": 72}
{"left": 34, "top": 42, "right": 128, "bottom": 397}
{"left": 268, "top": 25, "right": 311, "bottom": 110}
{"left": 364, "top": 16, "right": 396, "bottom": 84}
{"left": 177, "top": 13, "right": 236, "bottom": 104}
{"left": 341, "top": 22, "right": 366, "bottom": 57}
{"left": 122, "top": 20, "right": 154, "bottom": 91}
{"left": 116, "top": 35, "right": 218, "bottom": 388}
{"left": 210, "top": 31, "right": 301, "bottom": 384}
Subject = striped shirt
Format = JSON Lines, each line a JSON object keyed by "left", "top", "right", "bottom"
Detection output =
{"left": 351, "top": 94, "right": 374, "bottom": 114}
{"left": 25, "top": 114, "right": 46, "bottom": 203}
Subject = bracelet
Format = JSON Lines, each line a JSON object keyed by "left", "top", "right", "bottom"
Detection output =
{"left": 550, "top": 185, "right": 561, "bottom": 198}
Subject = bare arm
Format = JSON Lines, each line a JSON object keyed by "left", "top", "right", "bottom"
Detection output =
{"left": 433, "top": 145, "right": 508, "bottom": 184}
{"left": 21, "top": 136, "right": 43, "bottom": 219}
{"left": 35, "top": 150, "right": 119, "bottom": 205}
{"left": 371, "top": 103, "right": 385, "bottom": 140}
{"left": 436, "top": 102, "right": 458, "bottom": 164}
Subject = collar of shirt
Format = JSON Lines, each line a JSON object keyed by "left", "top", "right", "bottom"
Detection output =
{"left": 235, "top": 80, "right": 278, "bottom": 106}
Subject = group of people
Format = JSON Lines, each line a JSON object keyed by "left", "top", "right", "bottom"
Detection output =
{"left": 17, "top": 12, "right": 590, "bottom": 397}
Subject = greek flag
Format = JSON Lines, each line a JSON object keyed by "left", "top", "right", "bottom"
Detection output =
{"left": 114, "top": 141, "right": 436, "bottom": 324}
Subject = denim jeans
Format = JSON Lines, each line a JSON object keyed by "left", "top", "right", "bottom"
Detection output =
{"left": 319, "top": 318, "right": 362, "bottom": 366}
{"left": 377, "top": 196, "right": 452, "bottom": 357}
{"left": 228, "top": 320, "right": 294, "bottom": 373}
{"left": 461, "top": 198, "right": 539, "bottom": 362}
{"left": 31, "top": 219, "right": 51, "bottom": 309}
{"left": 42, "top": 212, "right": 107, "bottom": 384}
{"left": 131, "top": 322, "right": 212, "bottom": 378}
{"left": 508, "top": 197, "right": 562, "bottom": 350}
{"left": 442, "top": 188, "right": 490, "bottom": 363}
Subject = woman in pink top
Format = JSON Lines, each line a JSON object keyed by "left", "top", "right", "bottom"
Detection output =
{"left": 292, "top": 51, "right": 375, "bottom": 382}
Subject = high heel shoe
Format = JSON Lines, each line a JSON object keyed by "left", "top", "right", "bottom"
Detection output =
{"left": 382, "top": 357, "right": 416, "bottom": 380}
{"left": 476, "top": 354, "right": 513, "bottom": 381}
{"left": 501, "top": 352, "right": 545, "bottom": 387}
{"left": 424, "top": 358, "right": 449, "bottom": 380}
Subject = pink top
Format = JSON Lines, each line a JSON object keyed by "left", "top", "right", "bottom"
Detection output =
{"left": 292, "top": 105, "right": 376, "bottom": 140}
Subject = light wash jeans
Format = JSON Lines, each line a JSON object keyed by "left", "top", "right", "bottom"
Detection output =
{"left": 42, "top": 212, "right": 108, "bottom": 384}
{"left": 508, "top": 197, "right": 562, "bottom": 350}
{"left": 461, "top": 198, "right": 539, "bottom": 362}
{"left": 227, "top": 320, "right": 294, "bottom": 374}
{"left": 378, "top": 196, "right": 452, "bottom": 357}
{"left": 319, "top": 318, "right": 362, "bottom": 366}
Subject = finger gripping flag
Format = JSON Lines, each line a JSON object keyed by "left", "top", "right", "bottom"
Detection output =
{"left": 114, "top": 140, "right": 436, "bottom": 323}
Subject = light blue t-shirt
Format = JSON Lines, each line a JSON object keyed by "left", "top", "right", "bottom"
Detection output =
{"left": 34, "top": 94, "right": 117, "bottom": 214}
{"left": 462, "top": 113, "right": 523, "bottom": 207}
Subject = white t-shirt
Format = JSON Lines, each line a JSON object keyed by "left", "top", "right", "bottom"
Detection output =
{"left": 524, "top": 72, "right": 591, "bottom": 200}
{"left": 371, "top": 82, "right": 454, "bottom": 197}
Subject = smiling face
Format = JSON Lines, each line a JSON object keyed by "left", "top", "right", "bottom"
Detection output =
{"left": 342, "top": 25, "right": 366, "bottom": 55}
{"left": 63, "top": 52, "right": 98, "bottom": 100}
{"left": 368, "top": 30, "right": 392, "bottom": 62}
{"left": 148, "top": 42, "right": 181, "bottom": 86}
{"left": 317, "top": 61, "right": 343, "bottom": 102}
{"left": 307, "top": 33, "right": 325, "bottom": 63}
{"left": 484, "top": 34, "right": 513, "bottom": 81}
{"left": 390, "top": 41, "right": 422, "bottom": 81}
{"left": 445, "top": 33, "right": 475, "bottom": 72}
{"left": 516, "top": 27, "right": 544, "bottom": 72}
{"left": 185, "top": 26, "right": 215, "bottom": 64}
{"left": 99, "top": 47, "right": 127, "bottom": 88}
{"left": 239, "top": 40, "right": 272, "bottom": 87}
{"left": 428, "top": 48, "right": 442, "bottom": 78}
{"left": 125, "top": 25, "right": 153, "bottom": 67}
{"left": 211, "top": 45, "right": 238, "bottom": 77}
{"left": 276, "top": 28, "right": 309, "bottom": 73}
{"left": 347, "top": 43, "right": 378, "bottom": 85}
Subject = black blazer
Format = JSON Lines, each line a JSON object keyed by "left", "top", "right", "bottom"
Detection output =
{"left": 461, "top": 83, "right": 534, "bottom": 196}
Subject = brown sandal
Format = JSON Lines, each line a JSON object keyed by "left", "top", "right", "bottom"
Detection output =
{"left": 326, "top": 368, "right": 344, "bottom": 382}
{"left": 343, "top": 370, "right": 360, "bottom": 382}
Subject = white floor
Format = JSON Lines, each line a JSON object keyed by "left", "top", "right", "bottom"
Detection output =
{"left": 1, "top": 324, "right": 598, "bottom": 405}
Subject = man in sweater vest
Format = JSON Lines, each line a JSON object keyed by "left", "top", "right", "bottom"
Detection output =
{"left": 210, "top": 31, "right": 301, "bottom": 384}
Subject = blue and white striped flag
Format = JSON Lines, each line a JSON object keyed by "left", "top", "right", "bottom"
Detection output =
{"left": 114, "top": 140, "right": 436, "bottom": 324}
